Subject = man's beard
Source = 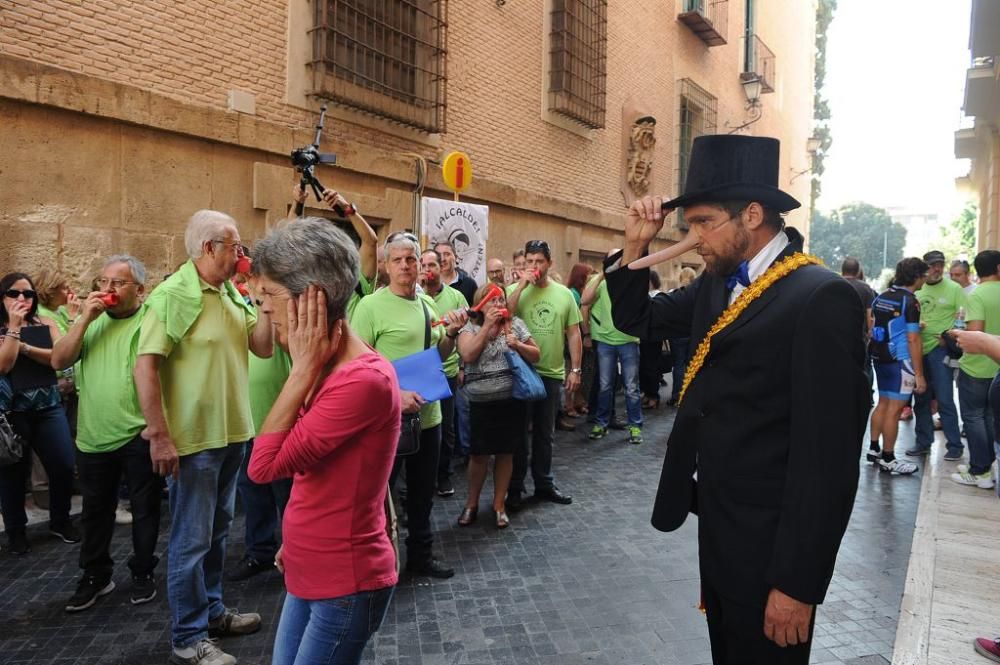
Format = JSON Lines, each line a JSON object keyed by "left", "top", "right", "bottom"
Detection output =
{"left": 702, "top": 226, "right": 750, "bottom": 278}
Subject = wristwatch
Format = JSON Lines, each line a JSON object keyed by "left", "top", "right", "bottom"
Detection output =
{"left": 569, "top": 368, "right": 582, "bottom": 374}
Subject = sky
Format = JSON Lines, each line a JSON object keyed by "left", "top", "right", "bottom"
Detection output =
{"left": 816, "top": 0, "right": 973, "bottom": 223}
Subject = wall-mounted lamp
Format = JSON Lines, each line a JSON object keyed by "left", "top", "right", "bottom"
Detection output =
{"left": 790, "top": 135, "right": 822, "bottom": 183}
{"left": 741, "top": 76, "right": 763, "bottom": 109}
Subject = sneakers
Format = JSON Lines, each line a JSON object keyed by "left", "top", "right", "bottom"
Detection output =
{"left": 169, "top": 639, "right": 236, "bottom": 665}
{"left": 899, "top": 406, "right": 914, "bottom": 421}
{"left": 50, "top": 521, "right": 81, "bottom": 544}
{"left": 226, "top": 556, "right": 273, "bottom": 582}
{"left": 866, "top": 446, "right": 881, "bottom": 463}
{"left": 974, "top": 637, "right": 1000, "bottom": 664}
{"left": 904, "top": 446, "right": 930, "bottom": 457}
{"left": 950, "top": 466, "right": 995, "bottom": 489}
{"left": 208, "top": 608, "right": 262, "bottom": 637}
{"left": 6, "top": 530, "right": 29, "bottom": 555}
{"left": 588, "top": 425, "right": 608, "bottom": 440}
{"left": 437, "top": 479, "right": 455, "bottom": 497}
{"left": 627, "top": 426, "right": 643, "bottom": 445}
{"left": 115, "top": 506, "right": 133, "bottom": 525}
{"left": 65, "top": 576, "right": 115, "bottom": 612}
{"left": 130, "top": 573, "right": 157, "bottom": 605}
{"left": 879, "top": 458, "right": 918, "bottom": 475}
{"left": 944, "top": 449, "right": 964, "bottom": 462}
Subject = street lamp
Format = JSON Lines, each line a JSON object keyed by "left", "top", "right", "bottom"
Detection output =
{"left": 741, "top": 76, "right": 763, "bottom": 108}
{"left": 790, "top": 135, "right": 823, "bottom": 183}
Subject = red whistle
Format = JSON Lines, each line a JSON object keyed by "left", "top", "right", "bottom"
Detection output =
{"left": 235, "top": 256, "right": 252, "bottom": 275}
{"left": 497, "top": 307, "right": 510, "bottom": 319}
{"left": 424, "top": 271, "right": 434, "bottom": 281}
{"left": 100, "top": 292, "right": 119, "bottom": 307}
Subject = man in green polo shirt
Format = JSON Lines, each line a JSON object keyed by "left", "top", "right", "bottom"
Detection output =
{"left": 506, "top": 239, "right": 583, "bottom": 510}
{"left": 909, "top": 250, "right": 967, "bottom": 459}
{"left": 419, "top": 249, "right": 468, "bottom": 498}
{"left": 952, "top": 250, "right": 1000, "bottom": 489}
{"left": 52, "top": 255, "right": 162, "bottom": 613}
{"left": 581, "top": 253, "right": 643, "bottom": 445}
{"left": 134, "top": 210, "right": 274, "bottom": 665}
{"left": 352, "top": 232, "right": 467, "bottom": 580}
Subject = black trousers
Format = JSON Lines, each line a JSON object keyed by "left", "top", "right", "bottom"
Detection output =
{"left": 639, "top": 339, "right": 664, "bottom": 399}
{"left": 391, "top": 424, "right": 440, "bottom": 566}
{"left": 510, "top": 377, "right": 560, "bottom": 495}
{"left": 436, "top": 376, "right": 459, "bottom": 486}
{"left": 76, "top": 434, "right": 162, "bottom": 580}
{"left": 702, "top": 582, "right": 814, "bottom": 665}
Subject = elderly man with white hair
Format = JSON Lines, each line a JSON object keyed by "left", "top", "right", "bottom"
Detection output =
{"left": 134, "top": 210, "right": 273, "bottom": 665}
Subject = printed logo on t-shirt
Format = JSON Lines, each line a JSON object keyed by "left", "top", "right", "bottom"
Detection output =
{"left": 528, "top": 300, "right": 558, "bottom": 333}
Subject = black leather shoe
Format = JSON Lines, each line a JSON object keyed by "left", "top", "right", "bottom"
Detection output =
{"left": 406, "top": 558, "right": 455, "bottom": 579}
{"left": 506, "top": 492, "right": 524, "bottom": 513}
{"left": 225, "top": 556, "right": 273, "bottom": 582}
{"left": 535, "top": 487, "right": 573, "bottom": 505}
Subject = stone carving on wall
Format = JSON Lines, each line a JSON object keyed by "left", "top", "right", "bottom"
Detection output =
{"left": 626, "top": 116, "right": 657, "bottom": 197}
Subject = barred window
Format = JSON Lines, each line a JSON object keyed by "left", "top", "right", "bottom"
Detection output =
{"left": 310, "top": 0, "right": 448, "bottom": 133}
{"left": 676, "top": 79, "right": 718, "bottom": 226}
{"left": 548, "top": 0, "right": 607, "bottom": 129}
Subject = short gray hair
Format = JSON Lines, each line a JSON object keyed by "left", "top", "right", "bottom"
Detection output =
{"left": 103, "top": 254, "right": 147, "bottom": 284}
{"left": 252, "top": 217, "right": 359, "bottom": 324}
{"left": 383, "top": 234, "right": 421, "bottom": 262}
{"left": 184, "top": 210, "right": 237, "bottom": 259}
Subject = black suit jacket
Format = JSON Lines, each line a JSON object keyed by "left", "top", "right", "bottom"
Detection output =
{"left": 606, "top": 228, "right": 870, "bottom": 607}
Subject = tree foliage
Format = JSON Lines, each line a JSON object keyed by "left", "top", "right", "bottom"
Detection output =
{"left": 811, "top": 0, "right": 837, "bottom": 207}
{"left": 809, "top": 202, "right": 907, "bottom": 277}
{"left": 934, "top": 201, "right": 978, "bottom": 261}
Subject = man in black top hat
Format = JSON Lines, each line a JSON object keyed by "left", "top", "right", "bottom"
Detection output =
{"left": 604, "top": 135, "right": 870, "bottom": 664}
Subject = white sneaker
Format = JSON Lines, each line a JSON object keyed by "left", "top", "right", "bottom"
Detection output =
{"left": 169, "top": 639, "right": 236, "bottom": 665}
{"left": 879, "top": 458, "right": 918, "bottom": 475}
{"left": 115, "top": 507, "right": 133, "bottom": 525}
{"left": 951, "top": 468, "right": 995, "bottom": 489}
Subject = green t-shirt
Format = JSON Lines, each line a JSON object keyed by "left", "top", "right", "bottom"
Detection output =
{"left": 75, "top": 305, "right": 148, "bottom": 453}
{"left": 916, "top": 278, "right": 966, "bottom": 353}
{"left": 248, "top": 345, "right": 292, "bottom": 435}
{"left": 429, "top": 284, "right": 467, "bottom": 379}
{"left": 38, "top": 304, "right": 71, "bottom": 335}
{"left": 346, "top": 273, "right": 374, "bottom": 323}
{"left": 351, "top": 287, "right": 443, "bottom": 429}
{"left": 586, "top": 276, "right": 638, "bottom": 346}
{"left": 137, "top": 280, "right": 258, "bottom": 456}
{"left": 509, "top": 281, "right": 582, "bottom": 380}
{"left": 959, "top": 281, "right": 1000, "bottom": 379}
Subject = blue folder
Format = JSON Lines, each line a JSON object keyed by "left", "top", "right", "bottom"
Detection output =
{"left": 391, "top": 347, "right": 453, "bottom": 403}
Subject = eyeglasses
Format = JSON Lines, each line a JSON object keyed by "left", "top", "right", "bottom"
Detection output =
{"left": 525, "top": 240, "right": 549, "bottom": 253}
{"left": 96, "top": 278, "right": 139, "bottom": 289}
{"left": 4, "top": 289, "right": 36, "bottom": 299}
{"left": 212, "top": 239, "right": 245, "bottom": 255}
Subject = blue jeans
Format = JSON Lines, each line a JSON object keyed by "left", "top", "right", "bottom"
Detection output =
{"left": 273, "top": 587, "right": 394, "bottom": 665}
{"left": 913, "top": 346, "right": 963, "bottom": 454}
{"left": 959, "top": 371, "right": 997, "bottom": 475}
{"left": 236, "top": 440, "right": 292, "bottom": 562}
{"left": 595, "top": 341, "right": 642, "bottom": 428}
{"left": 167, "top": 443, "right": 245, "bottom": 648}
{"left": 0, "top": 405, "right": 75, "bottom": 532}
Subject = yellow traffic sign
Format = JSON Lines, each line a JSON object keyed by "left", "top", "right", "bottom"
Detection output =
{"left": 441, "top": 151, "right": 472, "bottom": 192}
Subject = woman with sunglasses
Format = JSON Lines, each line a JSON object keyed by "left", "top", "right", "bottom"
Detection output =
{"left": 0, "top": 272, "right": 79, "bottom": 554}
{"left": 456, "top": 284, "right": 540, "bottom": 528}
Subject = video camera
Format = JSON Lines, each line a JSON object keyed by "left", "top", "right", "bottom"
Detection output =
{"left": 291, "top": 105, "right": 355, "bottom": 218}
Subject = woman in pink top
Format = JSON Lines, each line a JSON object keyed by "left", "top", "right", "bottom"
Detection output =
{"left": 247, "top": 217, "right": 400, "bottom": 665}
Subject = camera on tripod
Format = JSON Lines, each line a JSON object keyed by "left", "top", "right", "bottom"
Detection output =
{"left": 291, "top": 104, "right": 355, "bottom": 218}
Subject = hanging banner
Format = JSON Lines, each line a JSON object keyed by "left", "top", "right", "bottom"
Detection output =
{"left": 421, "top": 197, "right": 489, "bottom": 285}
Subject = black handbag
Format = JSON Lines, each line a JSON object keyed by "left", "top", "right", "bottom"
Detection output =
{"left": 395, "top": 300, "right": 432, "bottom": 457}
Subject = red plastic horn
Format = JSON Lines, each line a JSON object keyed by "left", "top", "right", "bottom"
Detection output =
{"left": 100, "top": 292, "right": 119, "bottom": 307}
{"left": 470, "top": 283, "right": 504, "bottom": 312}
{"left": 235, "top": 256, "right": 252, "bottom": 275}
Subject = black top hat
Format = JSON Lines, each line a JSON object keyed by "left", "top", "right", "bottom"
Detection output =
{"left": 662, "top": 135, "right": 801, "bottom": 213}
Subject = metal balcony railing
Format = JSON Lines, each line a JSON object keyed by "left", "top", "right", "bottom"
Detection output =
{"left": 677, "top": 0, "right": 727, "bottom": 47}
{"left": 741, "top": 33, "right": 775, "bottom": 94}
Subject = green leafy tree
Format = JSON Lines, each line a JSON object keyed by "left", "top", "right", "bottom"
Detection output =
{"left": 808, "top": 202, "right": 907, "bottom": 276}
{"left": 935, "top": 202, "right": 977, "bottom": 261}
{"left": 811, "top": 0, "right": 837, "bottom": 207}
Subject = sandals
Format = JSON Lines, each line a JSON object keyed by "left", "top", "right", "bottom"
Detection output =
{"left": 495, "top": 511, "right": 510, "bottom": 529}
{"left": 457, "top": 507, "right": 478, "bottom": 526}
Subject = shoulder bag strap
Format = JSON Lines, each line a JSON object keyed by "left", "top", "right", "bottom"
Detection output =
{"left": 420, "top": 299, "right": 431, "bottom": 350}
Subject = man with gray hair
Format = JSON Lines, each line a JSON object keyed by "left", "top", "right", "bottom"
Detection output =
{"left": 135, "top": 210, "right": 274, "bottom": 665}
{"left": 53, "top": 255, "right": 162, "bottom": 613}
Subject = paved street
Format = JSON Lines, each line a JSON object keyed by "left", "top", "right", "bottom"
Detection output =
{"left": 0, "top": 400, "right": 920, "bottom": 665}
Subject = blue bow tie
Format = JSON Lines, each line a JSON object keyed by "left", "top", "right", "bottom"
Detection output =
{"left": 725, "top": 261, "right": 751, "bottom": 291}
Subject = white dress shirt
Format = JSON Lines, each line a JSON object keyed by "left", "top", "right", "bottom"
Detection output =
{"left": 728, "top": 230, "right": 789, "bottom": 305}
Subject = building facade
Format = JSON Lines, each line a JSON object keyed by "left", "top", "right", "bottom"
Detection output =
{"left": 1, "top": 0, "right": 816, "bottom": 289}
{"left": 955, "top": 0, "right": 1000, "bottom": 251}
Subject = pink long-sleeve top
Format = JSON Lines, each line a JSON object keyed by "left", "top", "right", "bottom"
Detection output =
{"left": 249, "top": 352, "right": 401, "bottom": 600}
